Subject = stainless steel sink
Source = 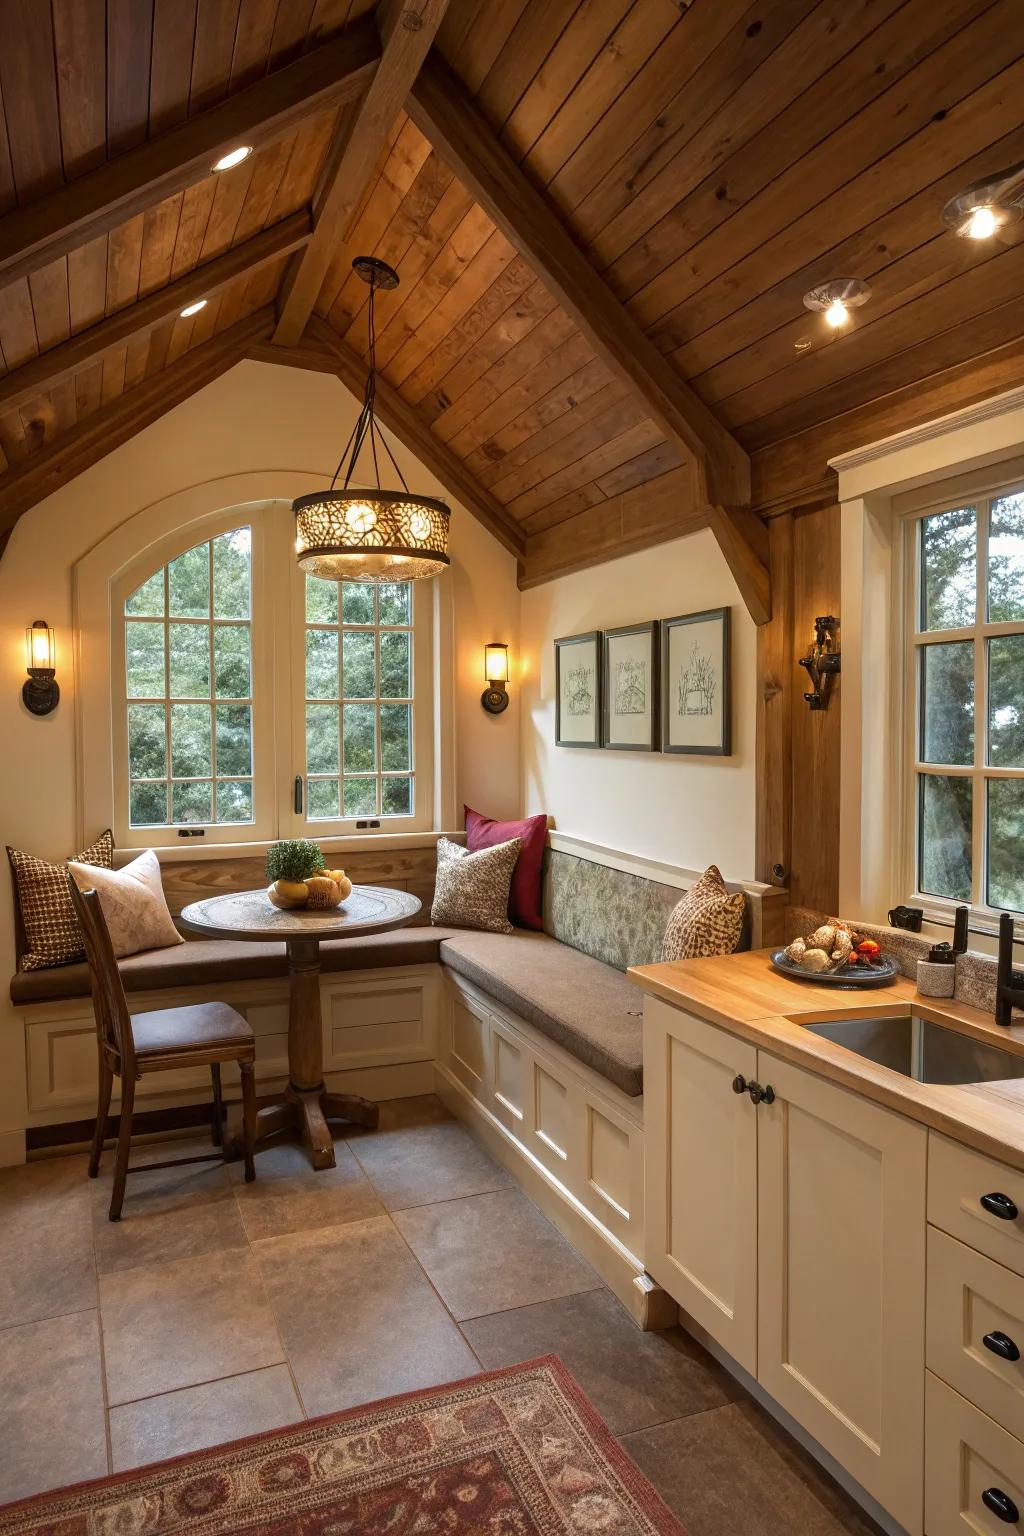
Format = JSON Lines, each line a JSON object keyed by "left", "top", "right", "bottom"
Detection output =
{"left": 801, "top": 1015, "right": 1024, "bottom": 1086}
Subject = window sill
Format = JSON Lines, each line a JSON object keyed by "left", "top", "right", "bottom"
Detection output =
{"left": 115, "top": 830, "right": 464, "bottom": 865}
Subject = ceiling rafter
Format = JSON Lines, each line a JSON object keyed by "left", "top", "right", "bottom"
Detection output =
{"left": 0, "top": 19, "right": 379, "bottom": 293}
{"left": 404, "top": 51, "right": 774, "bottom": 621}
{"left": 273, "top": 0, "right": 452, "bottom": 347}
{"left": 253, "top": 317, "right": 526, "bottom": 559}
{"left": 0, "top": 310, "right": 273, "bottom": 556}
{"left": 0, "top": 212, "right": 310, "bottom": 420}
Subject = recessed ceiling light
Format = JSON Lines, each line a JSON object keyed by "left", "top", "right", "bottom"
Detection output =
{"left": 180, "top": 299, "right": 207, "bottom": 318}
{"left": 803, "top": 278, "right": 871, "bottom": 329}
{"left": 212, "top": 145, "right": 252, "bottom": 173}
{"left": 942, "top": 160, "right": 1024, "bottom": 239}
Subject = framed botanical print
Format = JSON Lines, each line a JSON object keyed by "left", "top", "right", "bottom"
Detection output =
{"left": 602, "top": 622, "right": 659, "bottom": 751}
{"left": 555, "top": 631, "right": 601, "bottom": 748}
{"left": 661, "top": 607, "right": 731, "bottom": 755}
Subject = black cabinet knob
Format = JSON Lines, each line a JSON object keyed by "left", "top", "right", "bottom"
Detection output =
{"left": 984, "top": 1331, "right": 1021, "bottom": 1363}
{"left": 747, "top": 1081, "right": 776, "bottom": 1106}
{"left": 981, "top": 1193, "right": 1019, "bottom": 1221}
{"left": 732, "top": 1075, "right": 747, "bottom": 1095}
{"left": 982, "top": 1488, "right": 1020, "bottom": 1523}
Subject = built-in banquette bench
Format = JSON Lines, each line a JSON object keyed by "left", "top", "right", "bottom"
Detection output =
{"left": 9, "top": 835, "right": 783, "bottom": 1326}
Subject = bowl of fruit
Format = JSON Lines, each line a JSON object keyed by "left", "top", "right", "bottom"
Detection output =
{"left": 265, "top": 840, "right": 353, "bottom": 911}
{"left": 770, "top": 921, "right": 898, "bottom": 987}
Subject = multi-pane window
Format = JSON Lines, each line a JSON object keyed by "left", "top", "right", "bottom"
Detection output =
{"left": 124, "top": 529, "right": 253, "bottom": 828}
{"left": 911, "top": 491, "right": 1024, "bottom": 912}
{"left": 304, "top": 577, "right": 415, "bottom": 820}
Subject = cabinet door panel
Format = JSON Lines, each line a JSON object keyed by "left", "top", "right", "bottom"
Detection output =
{"left": 644, "top": 997, "right": 758, "bottom": 1373}
{"left": 756, "top": 1054, "right": 926, "bottom": 1536}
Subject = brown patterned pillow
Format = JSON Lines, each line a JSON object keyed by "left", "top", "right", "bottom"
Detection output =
{"left": 661, "top": 865, "right": 746, "bottom": 962}
{"left": 7, "top": 829, "right": 114, "bottom": 971}
{"left": 431, "top": 835, "right": 522, "bottom": 935}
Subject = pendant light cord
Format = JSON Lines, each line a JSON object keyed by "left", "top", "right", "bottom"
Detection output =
{"left": 329, "top": 278, "right": 411, "bottom": 496}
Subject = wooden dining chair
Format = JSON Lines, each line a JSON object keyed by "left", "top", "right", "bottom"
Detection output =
{"left": 69, "top": 877, "right": 258, "bottom": 1220}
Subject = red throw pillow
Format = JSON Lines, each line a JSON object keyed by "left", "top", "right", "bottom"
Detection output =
{"left": 464, "top": 806, "right": 547, "bottom": 930}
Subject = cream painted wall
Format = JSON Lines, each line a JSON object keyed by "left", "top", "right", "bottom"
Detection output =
{"left": 519, "top": 531, "right": 757, "bottom": 880}
{"left": 0, "top": 360, "right": 520, "bottom": 1155}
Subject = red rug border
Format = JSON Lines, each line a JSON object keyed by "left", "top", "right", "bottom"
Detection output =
{"left": 0, "top": 1353, "right": 688, "bottom": 1534}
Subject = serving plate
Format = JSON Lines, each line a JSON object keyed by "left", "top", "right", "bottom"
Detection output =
{"left": 769, "top": 949, "right": 900, "bottom": 988}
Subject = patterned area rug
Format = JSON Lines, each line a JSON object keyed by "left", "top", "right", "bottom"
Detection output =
{"left": 0, "top": 1357, "right": 687, "bottom": 1535}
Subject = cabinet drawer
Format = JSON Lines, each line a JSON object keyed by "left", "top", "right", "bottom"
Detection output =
{"left": 926, "top": 1372, "right": 1024, "bottom": 1534}
{"left": 928, "top": 1227, "right": 1024, "bottom": 1441}
{"left": 930, "top": 1134, "right": 1024, "bottom": 1277}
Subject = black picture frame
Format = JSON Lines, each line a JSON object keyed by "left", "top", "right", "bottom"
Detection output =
{"left": 660, "top": 607, "right": 731, "bottom": 756}
{"left": 601, "top": 621, "right": 659, "bottom": 751}
{"left": 555, "top": 630, "right": 602, "bottom": 748}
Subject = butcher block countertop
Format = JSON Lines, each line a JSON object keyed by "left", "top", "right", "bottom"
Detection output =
{"left": 628, "top": 948, "right": 1024, "bottom": 1174}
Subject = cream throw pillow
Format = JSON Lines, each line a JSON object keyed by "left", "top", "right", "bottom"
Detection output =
{"left": 661, "top": 865, "right": 746, "bottom": 961}
{"left": 431, "top": 835, "right": 522, "bottom": 934}
{"left": 69, "top": 849, "right": 184, "bottom": 959}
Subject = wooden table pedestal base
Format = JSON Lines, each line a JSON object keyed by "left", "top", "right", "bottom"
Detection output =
{"left": 226, "top": 1083, "right": 379, "bottom": 1169}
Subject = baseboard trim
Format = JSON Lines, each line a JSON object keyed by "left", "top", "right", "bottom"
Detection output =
{"left": 0, "top": 1127, "right": 26, "bottom": 1166}
{"left": 434, "top": 1063, "right": 673, "bottom": 1331}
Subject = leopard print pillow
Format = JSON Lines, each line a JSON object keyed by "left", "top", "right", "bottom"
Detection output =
{"left": 661, "top": 864, "right": 746, "bottom": 961}
{"left": 7, "top": 828, "right": 114, "bottom": 970}
{"left": 431, "top": 836, "right": 522, "bottom": 934}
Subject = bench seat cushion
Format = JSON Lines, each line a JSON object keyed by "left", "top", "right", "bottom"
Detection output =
{"left": 440, "top": 929, "right": 643, "bottom": 1097}
{"left": 10, "top": 927, "right": 455, "bottom": 1006}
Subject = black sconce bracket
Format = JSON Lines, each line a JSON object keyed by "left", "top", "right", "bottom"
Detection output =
{"left": 481, "top": 684, "right": 509, "bottom": 714}
{"left": 22, "top": 671, "right": 59, "bottom": 716}
{"left": 798, "top": 615, "right": 841, "bottom": 711}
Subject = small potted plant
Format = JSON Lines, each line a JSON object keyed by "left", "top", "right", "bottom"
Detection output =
{"left": 266, "top": 841, "right": 352, "bottom": 910}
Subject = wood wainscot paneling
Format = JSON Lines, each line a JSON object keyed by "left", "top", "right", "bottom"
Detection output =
{"left": 756, "top": 503, "right": 841, "bottom": 917}
{"left": 159, "top": 846, "right": 438, "bottom": 924}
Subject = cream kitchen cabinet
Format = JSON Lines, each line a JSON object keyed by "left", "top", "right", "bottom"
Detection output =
{"left": 644, "top": 996, "right": 927, "bottom": 1535}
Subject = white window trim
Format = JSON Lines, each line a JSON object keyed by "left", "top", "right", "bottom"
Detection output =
{"left": 74, "top": 471, "right": 456, "bottom": 858}
{"left": 895, "top": 476, "right": 1024, "bottom": 926}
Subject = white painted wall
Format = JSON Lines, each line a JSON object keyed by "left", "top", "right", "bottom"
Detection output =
{"left": 519, "top": 531, "right": 757, "bottom": 880}
{"left": 0, "top": 359, "right": 520, "bottom": 1155}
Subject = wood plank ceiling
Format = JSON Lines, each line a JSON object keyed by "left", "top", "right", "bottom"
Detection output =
{"left": 0, "top": 0, "right": 1022, "bottom": 587}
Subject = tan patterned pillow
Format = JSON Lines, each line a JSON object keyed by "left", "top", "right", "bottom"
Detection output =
{"left": 431, "top": 836, "right": 522, "bottom": 935}
{"left": 662, "top": 865, "right": 746, "bottom": 961}
{"left": 68, "top": 850, "right": 183, "bottom": 960}
{"left": 7, "top": 829, "right": 114, "bottom": 971}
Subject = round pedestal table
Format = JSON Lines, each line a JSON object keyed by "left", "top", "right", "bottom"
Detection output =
{"left": 179, "top": 884, "right": 421, "bottom": 1170}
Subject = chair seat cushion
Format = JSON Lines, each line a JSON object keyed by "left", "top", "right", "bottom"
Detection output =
{"left": 10, "top": 927, "right": 456, "bottom": 1005}
{"left": 440, "top": 930, "right": 644, "bottom": 1097}
{"left": 132, "top": 1000, "right": 253, "bottom": 1057}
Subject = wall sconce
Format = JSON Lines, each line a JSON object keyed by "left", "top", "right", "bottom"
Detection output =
{"left": 481, "top": 642, "right": 510, "bottom": 714}
{"left": 798, "top": 615, "right": 840, "bottom": 711}
{"left": 23, "top": 620, "right": 59, "bottom": 716}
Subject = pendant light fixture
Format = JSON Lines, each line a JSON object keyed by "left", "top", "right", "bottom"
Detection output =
{"left": 293, "top": 257, "right": 450, "bottom": 583}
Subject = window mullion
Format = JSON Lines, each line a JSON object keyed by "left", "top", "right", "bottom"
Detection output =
{"left": 974, "top": 502, "right": 989, "bottom": 907}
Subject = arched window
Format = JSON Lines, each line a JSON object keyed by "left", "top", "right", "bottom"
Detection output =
{"left": 103, "top": 499, "right": 437, "bottom": 849}
{"left": 123, "top": 527, "right": 254, "bottom": 832}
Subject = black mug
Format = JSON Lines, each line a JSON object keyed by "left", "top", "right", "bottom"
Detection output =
{"left": 888, "top": 904, "right": 923, "bottom": 932}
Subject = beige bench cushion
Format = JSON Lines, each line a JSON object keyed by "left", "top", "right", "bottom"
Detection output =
{"left": 10, "top": 927, "right": 455, "bottom": 1006}
{"left": 440, "top": 929, "right": 644, "bottom": 1097}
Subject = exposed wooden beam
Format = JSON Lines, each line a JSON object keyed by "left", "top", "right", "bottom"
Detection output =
{"left": 254, "top": 319, "right": 525, "bottom": 559}
{"left": 273, "top": 0, "right": 451, "bottom": 347}
{"left": 0, "top": 311, "right": 272, "bottom": 552}
{"left": 706, "top": 504, "right": 772, "bottom": 627}
{"left": 0, "top": 213, "right": 310, "bottom": 419}
{"left": 407, "top": 52, "right": 751, "bottom": 512}
{"left": 0, "top": 21, "right": 378, "bottom": 292}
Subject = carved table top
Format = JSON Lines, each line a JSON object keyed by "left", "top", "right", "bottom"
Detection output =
{"left": 179, "top": 885, "right": 421, "bottom": 943}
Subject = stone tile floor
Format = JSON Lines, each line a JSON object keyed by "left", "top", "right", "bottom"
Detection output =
{"left": 0, "top": 1095, "right": 880, "bottom": 1535}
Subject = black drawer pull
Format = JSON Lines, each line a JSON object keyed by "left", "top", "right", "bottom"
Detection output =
{"left": 984, "top": 1331, "right": 1021, "bottom": 1363}
{"left": 983, "top": 1488, "right": 1020, "bottom": 1523}
{"left": 747, "top": 1081, "right": 776, "bottom": 1106}
{"left": 732, "top": 1075, "right": 747, "bottom": 1095}
{"left": 981, "top": 1193, "right": 1019, "bottom": 1221}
